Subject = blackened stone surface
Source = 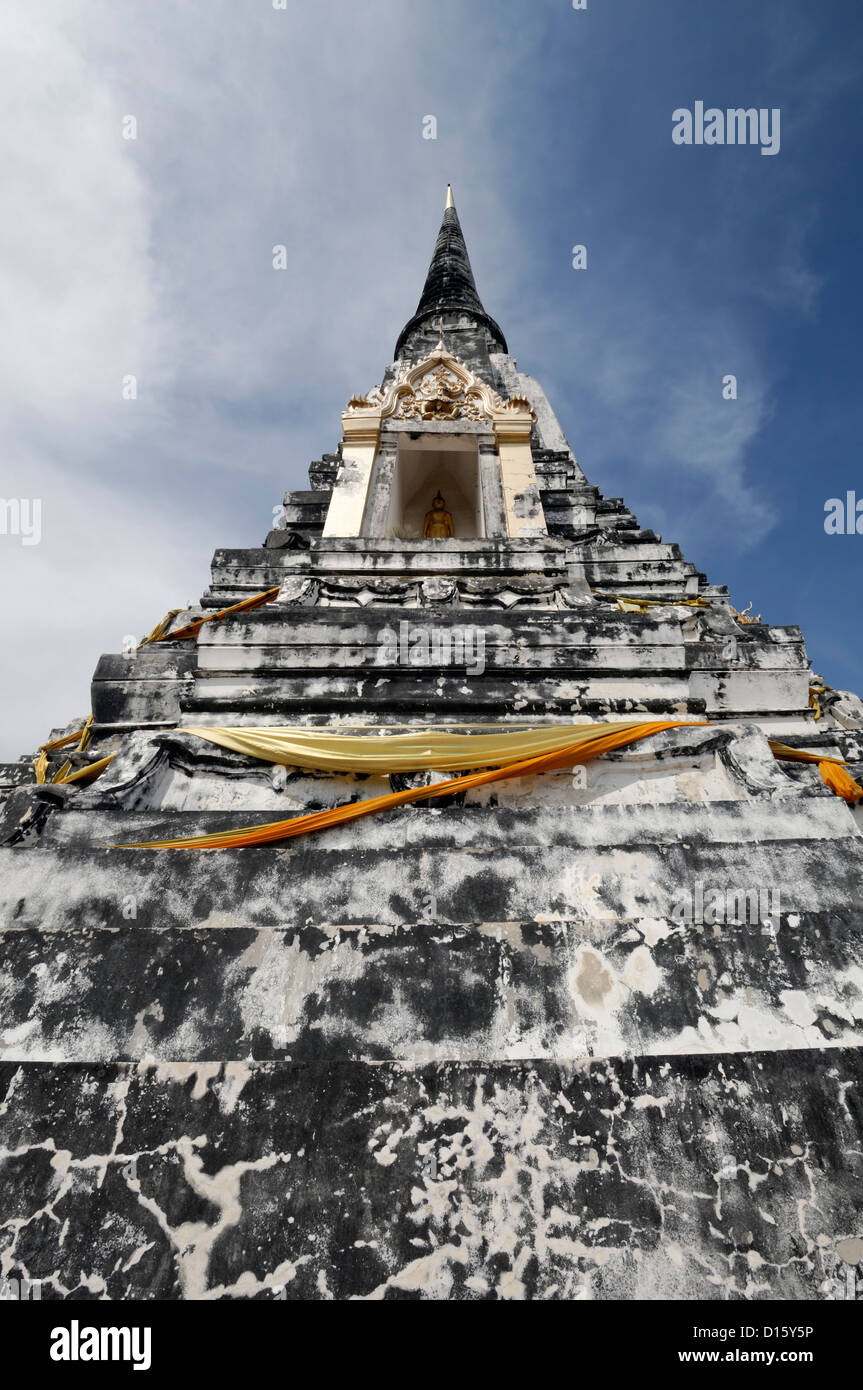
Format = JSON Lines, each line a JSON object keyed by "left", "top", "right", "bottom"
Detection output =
{"left": 1, "top": 1052, "right": 860, "bottom": 1300}
{"left": 1, "top": 910, "right": 862, "bottom": 1064}
{"left": 2, "top": 801, "right": 861, "bottom": 933}
{"left": 394, "top": 203, "right": 506, "bottom": 360}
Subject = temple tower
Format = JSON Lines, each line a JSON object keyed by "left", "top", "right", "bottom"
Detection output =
{"left": 1, "top": 190, "right": 862, "bottom": 1302}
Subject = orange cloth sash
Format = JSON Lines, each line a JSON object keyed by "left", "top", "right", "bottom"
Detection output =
{"left": 152, "top": 587, "right": 281, "bottom": 643}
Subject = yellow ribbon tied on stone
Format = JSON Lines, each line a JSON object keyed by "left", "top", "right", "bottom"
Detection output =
{"left": 33, "top": 715, "right": 115, "bottom": 787}
{"left": 769, "top": 740, "right": 863, "bottom": 804}
{"left": 143, "top": 587, "right": 281, "bottom": 644}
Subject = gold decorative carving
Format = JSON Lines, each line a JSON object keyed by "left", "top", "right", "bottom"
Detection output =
{"left": 345, "top": 347, "right": 536, "bottom": 426}
{"left": 397, "top": 364, "right": 487, "bottom": 421}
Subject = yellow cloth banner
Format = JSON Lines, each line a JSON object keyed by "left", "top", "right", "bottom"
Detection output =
{"left": 117, "top": 720, "right": 699, "bottom": 849}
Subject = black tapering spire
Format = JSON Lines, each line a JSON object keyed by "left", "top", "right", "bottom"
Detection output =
{"left": 394, "top": 186, "right": 507, "bottom": 359}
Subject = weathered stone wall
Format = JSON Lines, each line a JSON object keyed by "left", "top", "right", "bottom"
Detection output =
{"left": 2, "top": 292, "right": 861, "bottom": 1300}
{"left": 2, "top": 1052, "right": 860, "bottom": 1300}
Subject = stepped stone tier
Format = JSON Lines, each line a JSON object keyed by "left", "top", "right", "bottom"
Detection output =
{"left": 2, "top": 188, "right": 863, "bottom": 1303}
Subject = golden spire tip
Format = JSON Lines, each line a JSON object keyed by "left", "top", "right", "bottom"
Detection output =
{"left": 445, "top": 184, "right": 454, "bottom": 209}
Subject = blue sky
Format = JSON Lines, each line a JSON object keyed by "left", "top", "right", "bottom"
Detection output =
{"left": 0, "top": 0, "right": 861, "bottom": 758}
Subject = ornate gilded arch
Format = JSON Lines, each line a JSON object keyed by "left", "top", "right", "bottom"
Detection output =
{"left": 346, "top": 347, "right": 534, "bottom": 425}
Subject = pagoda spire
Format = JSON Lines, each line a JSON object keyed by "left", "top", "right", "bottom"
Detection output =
{"left": 394, "top": 186, "right": 507, "bottom": 359}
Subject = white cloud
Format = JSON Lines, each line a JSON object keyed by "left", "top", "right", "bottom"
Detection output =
{"left": 0, "top": 0, "right": 521, "bottom": 759}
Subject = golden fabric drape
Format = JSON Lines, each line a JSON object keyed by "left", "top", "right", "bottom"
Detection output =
{"left": 27, "top": 716, "right": 860, "bottom": 834}
{"left": 115, "top": 722, "right": 863, "bottom": 849}
{"left": 180, "top": 720, "right": 695, "bottom": 775}
{"left": 117, "top": 720, "right": 699, "bottom": 849}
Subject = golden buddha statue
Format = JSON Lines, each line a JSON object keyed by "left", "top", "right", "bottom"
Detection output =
{"left": 423, "top": 492, "right": 455, "bottom": 539}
